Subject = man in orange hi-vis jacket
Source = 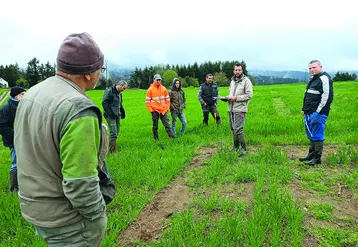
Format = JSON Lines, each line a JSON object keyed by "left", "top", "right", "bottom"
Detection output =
{"left": 146, "top": 74, "right": 175, "bottom": 140}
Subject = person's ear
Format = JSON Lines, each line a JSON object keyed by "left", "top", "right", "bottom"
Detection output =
{"left": 84, "top": 74, "right": 91, "bottom": 81}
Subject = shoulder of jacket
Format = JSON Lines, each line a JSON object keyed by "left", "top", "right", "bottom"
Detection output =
{"left": 244, "top": 76, "right": 252, "bottom": 83}
{"left": 319, "top": 73, "right": 329, "bottom": 81}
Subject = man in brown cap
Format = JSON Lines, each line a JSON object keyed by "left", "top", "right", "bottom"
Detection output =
{"left": 14, "top": 33, "right": 110, "bottom": 246}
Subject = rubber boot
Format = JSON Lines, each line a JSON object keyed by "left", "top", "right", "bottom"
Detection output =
{"left": 304, "top": 141, "right": 323, "bottom": 166}
{"left": 9, "top": 170, "right": 18, "bottom": 193}
{"left": 230, "top": 134, "right": 240, "bottom": 152}
{"left": 238, "top": 133, "right": 247, "bottom": 157}
{"left": 109, "top": 139, "right": 116, "bottom": 153}
{"left": 299, "top": 140, "right": 315, "bottom": 162}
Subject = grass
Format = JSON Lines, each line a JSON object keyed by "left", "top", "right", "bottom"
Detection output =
{"left": 0, "top": 89, "right": 9, "bottom": 107}
{"left": 0, "top": 81, "right": 357, "bottom": 246}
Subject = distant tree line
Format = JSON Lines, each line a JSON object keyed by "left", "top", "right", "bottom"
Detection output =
{"left": 0, "top": 58, "right": 56, "bottom": 88}
{"left": 333, "top": 72, "right": 357, "bottom": 81}
{"left": 255, "top": 76, "right": 298, "bottom": 85}
{"left": 129, "top": 60, "right": 249, "bottom": 89}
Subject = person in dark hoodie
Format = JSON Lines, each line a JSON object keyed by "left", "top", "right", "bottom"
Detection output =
{"left": 300, "top": 60, "right": 333, "bottom": 166}
{"left": 0, "top": 86, "right": 26, "bottom": 192}
{"left": 102, "top": 80, "right": 128, "bottom": 153}
{"left": 169, "top": 78, "right": 187, "bottom": 136}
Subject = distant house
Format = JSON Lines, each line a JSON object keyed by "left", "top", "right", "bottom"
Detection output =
{"left": 0, "top": 77, "right": 9, "bottom": 88}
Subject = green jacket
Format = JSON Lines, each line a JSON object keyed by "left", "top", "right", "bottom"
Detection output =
{"left": 14, "top": 75, "right": 106, "bottom": 228}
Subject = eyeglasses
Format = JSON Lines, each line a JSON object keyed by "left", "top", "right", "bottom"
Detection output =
{"left": 101, "top": 67, "right": 106, "bottom": 73}
{"left": 156, "top": 79, "right": 162, "bottom": 81}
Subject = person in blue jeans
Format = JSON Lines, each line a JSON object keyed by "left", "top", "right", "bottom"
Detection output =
{"left": 169, "top": 78, "right": 187, "bottom": 136}
{"left": 0, "top": 86, "right": 26, "bottom": 192}
{"left": 300, "top": 60, "right": 334, "bottom": 166}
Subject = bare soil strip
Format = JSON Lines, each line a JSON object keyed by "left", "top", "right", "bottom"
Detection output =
{"left": 118, "top": 144, "right": 351, "bottom": 246}
{"left": 292, "top": 178, "right": 358, "bottom": 247}
{"left": 118, "top": 146, "right": 217, "bottom": 245}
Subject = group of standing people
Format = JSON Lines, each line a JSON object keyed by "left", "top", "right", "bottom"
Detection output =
{"left": 144, "top": 64, "right": 253, "bottom": 158}
{"left": 145, "top": 74, "right": 186, "bottom": 140}
{"left": 0, "top": 30, "right": 334, "bottom": 247}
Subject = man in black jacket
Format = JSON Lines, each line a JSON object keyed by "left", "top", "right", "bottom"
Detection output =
{"left": 0, "top": 86, "right": 26, "bottom": 192}
{"left": 198, "top": 74, "right": 221, "bottom": 125}
{"left": 300, "top": 60, "right": 334, "bottom": 165}
{"left": 102, "top": 80, "right": 128, "bottom": 153}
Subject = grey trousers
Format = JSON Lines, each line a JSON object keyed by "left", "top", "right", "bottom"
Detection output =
{"left": 229, "top": 112, "right": 246, "bottom": 135}
{"left": 106, "top": 116, "right": 120, "bottom": 140}
{"left": 35, "top": 213, "right": 107, "bottom": 247}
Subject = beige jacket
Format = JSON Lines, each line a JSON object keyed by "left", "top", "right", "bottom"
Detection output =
{"left": 228, "top": 75, "right": 253, "bottom": 112}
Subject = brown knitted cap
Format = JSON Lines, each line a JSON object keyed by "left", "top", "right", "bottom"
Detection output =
{"left": 57, "top": 32, "right": 104, "bottom": 74}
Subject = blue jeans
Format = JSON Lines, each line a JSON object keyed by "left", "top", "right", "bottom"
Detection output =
{"left": 304, "top": 113, "right": 328, "bottom": 141}
{"left": 9, "top": 146, "right": 17, "bottom": 173}
{"left": 171, "top": 111, "right": 187, "bottom": 136}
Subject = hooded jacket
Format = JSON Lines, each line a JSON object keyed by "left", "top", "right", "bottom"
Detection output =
{"left": 228, "top": 75, "right": 253, "bottom": 113}
{"left": 169, "top": 78, "right": 186, "bottom": 113}
{"left": 0, "top": 97, "right": 19, "bottom": 147}
{"left": 145, "top": 82, "right": 170, "bottom": 114}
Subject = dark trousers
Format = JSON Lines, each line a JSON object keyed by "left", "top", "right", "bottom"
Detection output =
{"left": 151, "top": 111, "right": 174, "bottom": 139}
{"left": 105, "top": 116, "right": 120, "bottom": 140}
{"left": 202, "top": 104, "right": 221, "bottom": 124}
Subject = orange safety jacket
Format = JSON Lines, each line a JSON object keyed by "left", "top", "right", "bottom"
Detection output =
{"left": 145, "top": 83, "right": 170, "bottom": 114}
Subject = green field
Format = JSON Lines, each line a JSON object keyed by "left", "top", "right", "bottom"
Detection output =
{"left": 0, "top": 82, "right": 357, "bottom": 246}
{"left": 0, "top": 89, "right": 9, "bottom": 107}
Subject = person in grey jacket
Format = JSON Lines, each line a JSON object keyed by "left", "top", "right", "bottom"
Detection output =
{"left": 227, "top": 64, "right": 253, "bottom": 157}
{"left": 102, "top": 80, "right": 128, "bottom": 152}
{"left": 169, "top": 78, "right": 186, "bottom": 136}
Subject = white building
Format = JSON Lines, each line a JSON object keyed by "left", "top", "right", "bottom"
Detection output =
{"left": 0, "top": 77, "right": 9, "bottom": 88}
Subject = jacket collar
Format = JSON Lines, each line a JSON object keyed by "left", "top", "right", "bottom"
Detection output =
{"left": 55, "top": 75, "right": 87, "bottom": 97}
{"left": 232, "top": 74, "right": 245, "bottom": 82}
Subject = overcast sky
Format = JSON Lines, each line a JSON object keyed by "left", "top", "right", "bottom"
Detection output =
{"left": 1, "top": 0, "right": 357, "bottom": 71}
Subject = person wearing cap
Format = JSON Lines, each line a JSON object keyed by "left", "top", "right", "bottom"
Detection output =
{"left": 299, "top": 60, "right": 334, "bottom": 166}
{"left": 14, "top": 33, "right": 109, "bottom": 246}
{"left": 145, "top": 74, "right": 175, "bottom": 140}
{"left": 169, "top": 78, "right": 187, "bottom": 136}
{"left": 0, "top": 86, "right": 26, "bottom": 192}
{"left": 198, "top": 73, "right": 221, "bottom": 125}
{"left": 102, "top": 80, "right": 128, "bottom": 152}
{"left": 227, "top": 63, "right": 253, "bottom": 157}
